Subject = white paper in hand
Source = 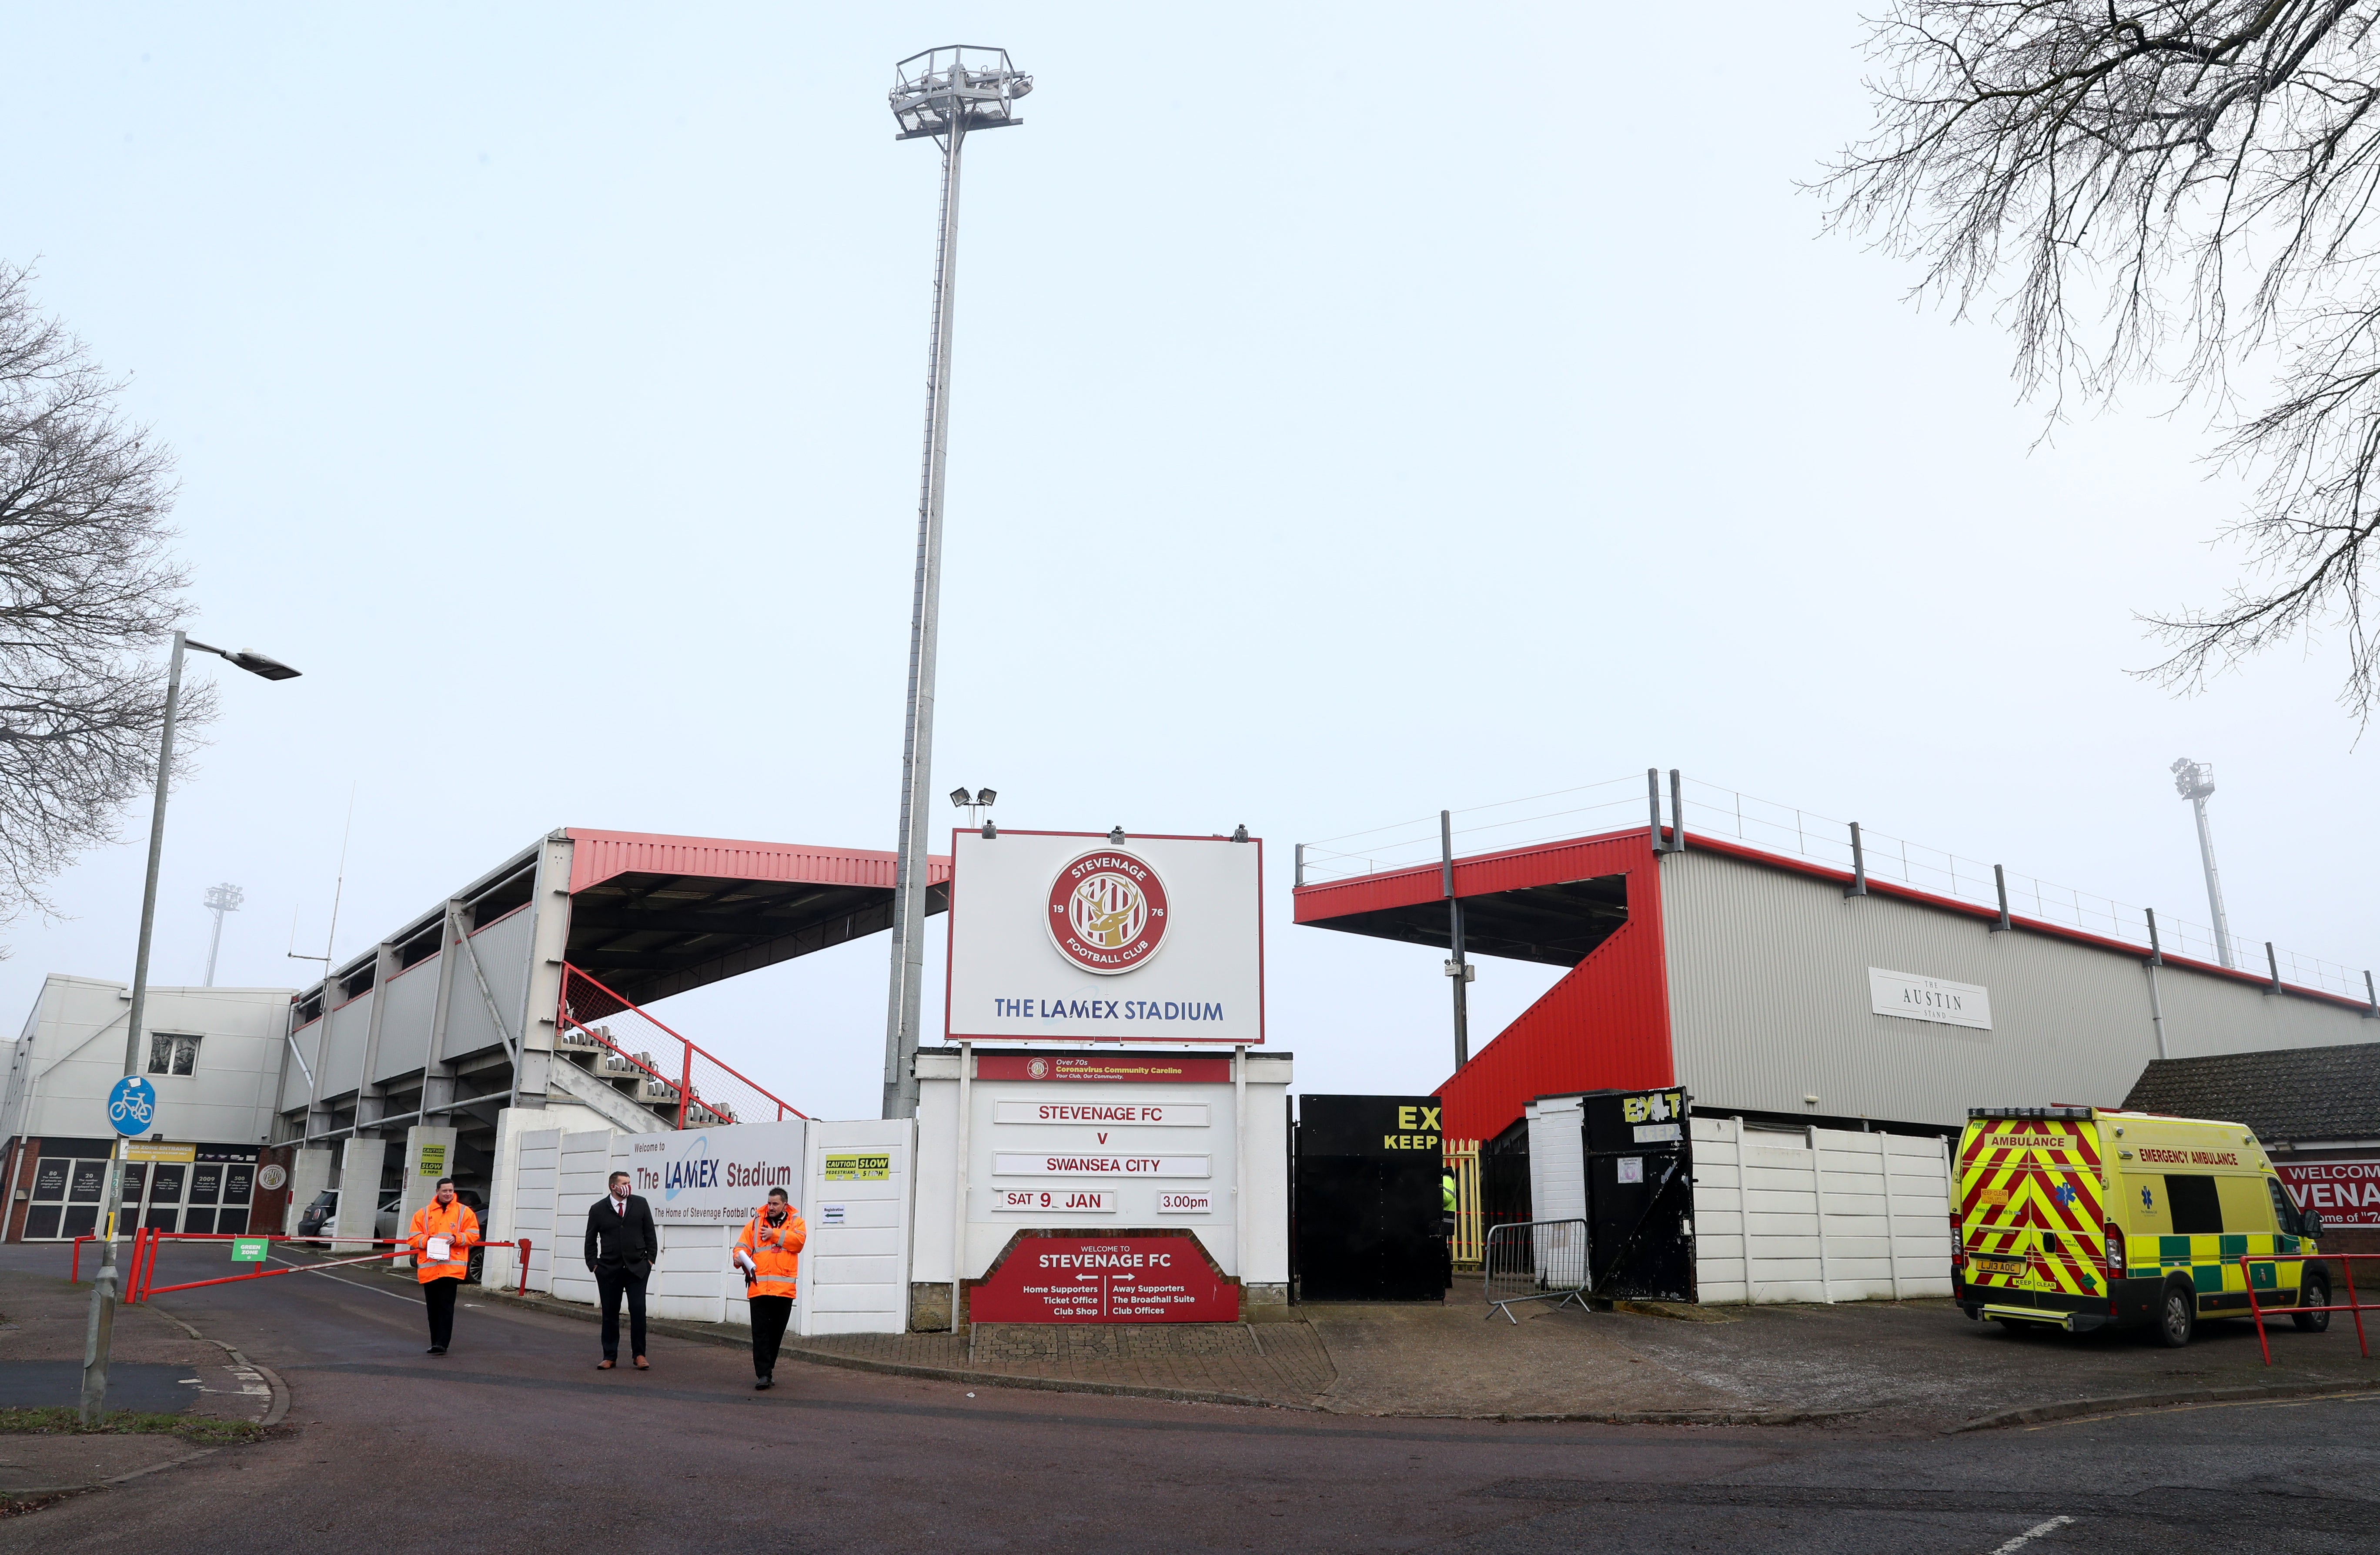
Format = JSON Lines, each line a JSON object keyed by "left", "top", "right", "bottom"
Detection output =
{"left": 426, "top": 1236, "right": 451, "bottom": 1262}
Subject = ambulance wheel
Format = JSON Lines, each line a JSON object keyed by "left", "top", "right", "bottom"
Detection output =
{"left": 2294, "top": 1274, "right": 2331, "bottom": 1334}
{"left": 2157, "top": 1281, "right": 2196, "bottom": 1348}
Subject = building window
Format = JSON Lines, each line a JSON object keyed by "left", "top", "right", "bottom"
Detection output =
{"left": 147, "top": 1033, "right": 201, "bottom": 1076}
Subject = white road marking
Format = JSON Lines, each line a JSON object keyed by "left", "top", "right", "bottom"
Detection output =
{"left": 1984, "top": 1515, "right": 2074, "bottom": 1555}
{"left": 262, "top": 1252, "right": 422, "bottom": 1304}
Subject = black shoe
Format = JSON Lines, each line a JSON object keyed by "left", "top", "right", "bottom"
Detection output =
{"left": 427, "top": 1346, "right": 447, "bottom": 1355}
{"left": 755, "top": 1375, "right": 772, "bottom": 1391}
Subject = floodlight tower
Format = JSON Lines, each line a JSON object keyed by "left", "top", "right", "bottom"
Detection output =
{"left": 881, "top": 47, "right": 1032, "bottom": 1121}
{"left": 201, "top": 882, "right": 244, "bottom": 988}
{"left": 2170, "top": 758, "right": 2235, "bottom": 968}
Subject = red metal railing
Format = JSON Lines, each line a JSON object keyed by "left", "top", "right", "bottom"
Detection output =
{"left": 2238, "top": 1253, "right": 2376, "bottom": 1364}
{"left": 90, "top": 1230, "right": 531, "bottom": 1301}
{"left": 558, "top": 963, "right": 806, "bottom": 1130}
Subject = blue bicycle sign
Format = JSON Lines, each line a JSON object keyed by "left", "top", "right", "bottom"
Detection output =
{"left": 105, "top": 1076, "right": 159, "bottom": 1138}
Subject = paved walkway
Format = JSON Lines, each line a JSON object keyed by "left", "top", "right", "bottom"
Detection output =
{"left": 0, "top": 1260, "right": 283, "bottom": 1494}
{"left": 472, "top": 1271, "right": 2380, "bottom": 1432}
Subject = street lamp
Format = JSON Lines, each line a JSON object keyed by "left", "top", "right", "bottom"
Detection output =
{"left": 2170, "top": 758, "right": 2235, "bottom": 969}
{"left": 82, "top": 631, "right": 301, "bottom": 1424}
{"left": 881, "top": 46, "right": 1033, "bottom": 1122}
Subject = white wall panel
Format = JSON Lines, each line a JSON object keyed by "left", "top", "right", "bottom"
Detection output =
{"left": 1692, "top": 1118, "right": 1954, "bottom": 1304}
{"left": 549, "top": 1130, "right": 613, "bottom": 1306}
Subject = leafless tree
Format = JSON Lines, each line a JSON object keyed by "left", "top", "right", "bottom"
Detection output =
{"left": 0, "top": 262, "right": 207, "bottom": 943}
{"left": 1824, "top": 0, "right": 2380, "bottom": 716}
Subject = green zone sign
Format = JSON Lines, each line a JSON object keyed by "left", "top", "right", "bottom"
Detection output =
{"left": 230, "top": 1237, "right": 271, "bottom": 1263}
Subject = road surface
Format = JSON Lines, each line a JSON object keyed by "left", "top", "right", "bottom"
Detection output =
{"left": 3, "top": 1242, "right": 2373, "bottom": 1554}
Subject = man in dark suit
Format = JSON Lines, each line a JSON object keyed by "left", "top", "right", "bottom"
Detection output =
{"left": 585, "top": 1170, "right": 659, "bottom": 1370}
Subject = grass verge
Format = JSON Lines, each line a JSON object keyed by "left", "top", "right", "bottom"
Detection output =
{"left": 0, "top": 1406, "right": 265, "bottom": 1445}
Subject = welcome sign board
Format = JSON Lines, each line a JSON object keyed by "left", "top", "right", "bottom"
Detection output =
{"left": 618, "top": 1121, "right": 809, "bottom": 1224}
{"left": 944, "top": 829, "right": 1263, "bottom": 1044}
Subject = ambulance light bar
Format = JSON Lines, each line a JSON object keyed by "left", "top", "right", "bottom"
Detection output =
{"left": 1968, "top": 1106, "right": 2096, "bottom": 1120}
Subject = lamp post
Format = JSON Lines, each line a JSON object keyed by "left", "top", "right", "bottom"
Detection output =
{"left": 81, "top": 631, "right": 299, "bottom": 1424}
{"left": 2170, "top": 758, "right": 2234, "bottom": 969}
{"left": 880, "top": 47, "right": 1032, "bottom": 1121}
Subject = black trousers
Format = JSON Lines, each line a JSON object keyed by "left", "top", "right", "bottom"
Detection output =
{"left": 596, "top": 1265, "right": 649, "bottom": 1360}
{"left": 423, "top": 1276, "right": 462, "bottom": 1348}
{"left": 750, "top": 1294, "right": 793, "bottom": 1378}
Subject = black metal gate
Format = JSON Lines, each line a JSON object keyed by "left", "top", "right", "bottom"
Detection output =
{"left": 1581, "top": 1087, "right": 1695, "bottom": 1302}
{"left": 1480, "top": 1115, "right": 1532, "bottom": 1241}
{"left": 1294, "top": 1095, "right": 1446, "bottom": 1302}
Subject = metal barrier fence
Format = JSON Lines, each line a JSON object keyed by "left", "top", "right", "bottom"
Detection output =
{"left": 1294, "top": 771, "right": 2374, "bottom": 1004}
{"left": 1483, "top": 1218, "right": 1590, "bottom": 1323}
{"left": 109, "top": 1228, "right": 533, "bottom": 1301}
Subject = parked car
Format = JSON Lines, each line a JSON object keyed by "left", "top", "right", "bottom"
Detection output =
{"left": 292, "top": 1188, "right": 405, "bottom": 1244}
{"left": 455, "top": 1188, "right": 488, "bottom": 1283}
{"left": 294, "top": 1189, "right": 337, "bottom": 1241}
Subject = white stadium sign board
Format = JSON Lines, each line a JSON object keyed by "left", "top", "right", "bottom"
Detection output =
{"left": 1867, "top": 967, "right": 1993, "bottom": 1031}
{"left": 944, "top": 829, "right": 1264, "bottom": 1044}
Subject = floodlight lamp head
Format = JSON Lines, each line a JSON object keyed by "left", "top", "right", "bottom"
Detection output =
{"left": 889, "top": 46, "right": 1030, "bottom": 141}
{"left": 949, "top": 787, "right": 972, "bottom": 808}
{"left": 2170, "top": 757, "right": 2215, "bottom": 801}
{"left": 204, "top": 883, "right": 244, "bottom": 913}
{"left": 975, "top": 788, "right": 996, "bottom": 807}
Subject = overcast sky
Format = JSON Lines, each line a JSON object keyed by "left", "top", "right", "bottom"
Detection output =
{"left": 7, "top": 4, "right": 2373, "bottom": 1125}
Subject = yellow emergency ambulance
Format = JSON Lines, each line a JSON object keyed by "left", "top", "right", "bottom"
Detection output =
{"left": 1954, "top": 1106, "right": 2330, "bottom": 1346}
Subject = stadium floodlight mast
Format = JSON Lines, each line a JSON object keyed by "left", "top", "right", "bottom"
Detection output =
{"left": 84, "top": 632, "right": 300, "bottom": 1424}
{"left": 2170, "top": 758, "right": 2235, "bottom": 970}
{"left": 881, "top": 47, "right": 1032, "bottom": 1121}
{"left": 202, "top": 882, "right": 244, "bottom": 988}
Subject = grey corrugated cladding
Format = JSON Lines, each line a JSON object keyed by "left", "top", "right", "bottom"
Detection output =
{"left": 1659, "top": 846, "right": 2377, "bottom": 1130}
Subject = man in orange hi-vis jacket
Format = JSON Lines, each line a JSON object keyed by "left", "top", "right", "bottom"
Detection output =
{"left": 731, "top": 1187, "right": 806, "bottom": 1390}
{"left": 407, "top": 1178, "right": 480, "bottom": 1355}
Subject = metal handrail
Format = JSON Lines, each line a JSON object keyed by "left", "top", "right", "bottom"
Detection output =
{"left": 559, "top": 963, "right": 807, "bottom": 1127}
{"left": 2237, "top": 1251, "right": 2375, "bottom": 1364}
{"left": 1483, "top": 1218, "right": 1590, "bottom": 1324}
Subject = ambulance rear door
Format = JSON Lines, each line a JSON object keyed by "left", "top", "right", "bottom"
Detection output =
{"left": 1960, "top": 1114, "right": 2109, "bottom": 1307}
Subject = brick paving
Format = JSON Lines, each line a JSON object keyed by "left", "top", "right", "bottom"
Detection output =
{"left": 798, "top": 1319, "right": 1336, "bottom": 1401}
{"left": 479, "top": 1277, "right": 2380, "bottom": 1429}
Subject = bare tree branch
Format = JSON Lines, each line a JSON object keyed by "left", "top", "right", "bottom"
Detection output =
{"left": 1823, "top": 0, "right": 2380, "bottom": 716}
{"left": 0, "top": 261, "right": 208, "bottom": 948}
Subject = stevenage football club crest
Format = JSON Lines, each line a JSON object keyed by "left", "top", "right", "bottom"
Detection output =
{"left": 1046, "top": 849, "right": 1170, "bottom": 974}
